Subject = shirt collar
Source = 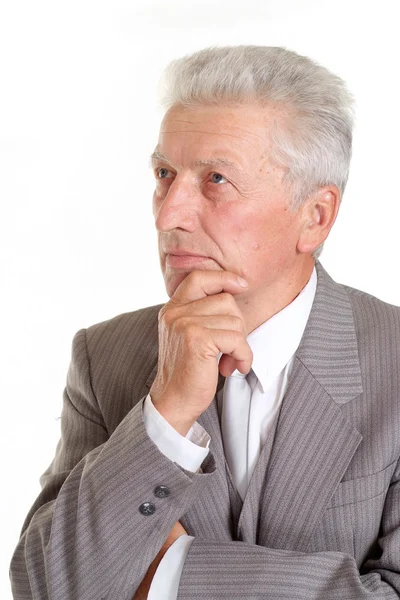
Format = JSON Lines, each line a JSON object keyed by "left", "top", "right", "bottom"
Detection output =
{"left": 243, "top": 266, "right": 317, "bottom": 393}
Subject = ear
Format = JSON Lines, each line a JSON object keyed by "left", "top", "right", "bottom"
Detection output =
{"left": 297, "top": 186, "right": 341, "bottom": 254}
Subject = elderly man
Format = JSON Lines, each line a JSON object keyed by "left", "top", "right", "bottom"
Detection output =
{"left": 10, "top": 46, "right": 400, "bottom": 599}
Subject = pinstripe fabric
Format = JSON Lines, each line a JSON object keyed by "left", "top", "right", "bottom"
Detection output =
{"left": 10, "top": 261, "right": 400, "bottom": 599}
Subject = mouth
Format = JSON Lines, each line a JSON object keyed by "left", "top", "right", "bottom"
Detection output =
{"left": 166, "top": 253, "right": 214, "bottom": 268}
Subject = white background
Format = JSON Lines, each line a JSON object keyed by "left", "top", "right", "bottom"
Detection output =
{"left": 1, "top": 0, "right": 400, "bottom": 597}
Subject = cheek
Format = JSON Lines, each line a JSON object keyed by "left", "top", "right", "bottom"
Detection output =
{"left": 213, "top": 208, "right": 266, "bottom": 267}
{"left": 220, "top": 208, "right": 298, "bottom": 268}
{"left": 213, "top": 207, "right": 253, "bottom": 250}
{"left": 217, "top": 208, "right": 269, "bottom": 248}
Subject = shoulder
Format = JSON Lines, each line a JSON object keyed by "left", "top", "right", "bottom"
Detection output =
{"left": 342, "top": 281, "right": 400, "bottom": 334}
{"left": 340, "top": 281, "right": 400, "bottom": 360}
{"left": 77, "top": 303, "right": 164, "bottom": 366}
{"left": 86, "top": 303, "right": 163, "bottom": 342}
{"left": 71, "top": 304, "right": 164, "bottom": 428}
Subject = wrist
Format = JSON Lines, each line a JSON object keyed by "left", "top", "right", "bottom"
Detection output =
{"left": 150, "top": 395, "right": 197, "bottom": 437}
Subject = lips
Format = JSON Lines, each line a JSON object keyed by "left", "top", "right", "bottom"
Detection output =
{"left": 166, "top": 253, "right": 213, "bottom": 268}
{"left": 165, "top": 250, "right": 208, "bottom": 258}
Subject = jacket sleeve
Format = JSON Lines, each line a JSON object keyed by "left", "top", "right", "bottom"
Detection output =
{"left": 177, "top": 457, "right": 400, "bottom": 599}
{"left": 9, "top": 328, "right": 216, "bottom": 600}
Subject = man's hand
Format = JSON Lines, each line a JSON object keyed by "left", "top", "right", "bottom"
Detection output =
{"left": 150, "top": 270, "right": 253, "bottom": 436}
{"left": 133, "top": 521, "right": 188, "bottom": 600}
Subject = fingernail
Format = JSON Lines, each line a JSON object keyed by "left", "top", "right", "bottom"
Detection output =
{"left": 237, "top": 276, "right": 248, "bottom": 287}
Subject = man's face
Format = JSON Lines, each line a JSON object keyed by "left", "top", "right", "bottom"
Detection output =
{"left": 151, "top": 102, "right": 307, "bottom": 302}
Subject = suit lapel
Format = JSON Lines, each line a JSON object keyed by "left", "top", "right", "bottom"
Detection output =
{"left": 296, "top": 261, "right": 363, "bottom": 405}
{"left": 255, "top": 261, "right": 364, "bottom": 550}
{"left": 257, "top": 357, "right": 362, "bottom": 550}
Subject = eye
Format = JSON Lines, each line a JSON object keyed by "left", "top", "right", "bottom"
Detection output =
{"left": 210, "top": 172, "right": 228, "bottom": 184}
{"left": 156, "top": 167, "right": 172, "bottom": 179}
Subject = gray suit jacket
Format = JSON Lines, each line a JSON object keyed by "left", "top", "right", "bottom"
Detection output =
{"left": 10, "top": 261, "right": 400, "bottom": 599}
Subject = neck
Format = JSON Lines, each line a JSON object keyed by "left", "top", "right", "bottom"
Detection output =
{"left": 236, "top": 258, "right": 315, "bottom": 335}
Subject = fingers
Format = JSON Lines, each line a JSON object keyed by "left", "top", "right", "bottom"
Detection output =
{"left": 219, "top": 353, "right": 245, "bottom": 377}
{"left": 160, "top": 270, "right": 249, "bottom": 336}
{"left": 180, "top": 292, "right": 244, "bottom": 318}
{"left": 174, "top": 314, "right": 246, "bottom": 337}
{"left": 191, "top": 328, "right": 253, "bottom": 375}
{"left": 170, "top": 270, "right": 248, "bottom": 305}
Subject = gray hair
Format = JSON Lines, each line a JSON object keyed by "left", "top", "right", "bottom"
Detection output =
{"left": 159, "top": 46, "right": 355, "bottom": 259}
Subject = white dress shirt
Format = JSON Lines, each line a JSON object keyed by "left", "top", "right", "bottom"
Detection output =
{"left": 144, "top": 267, "right": 317, "bottom": 599}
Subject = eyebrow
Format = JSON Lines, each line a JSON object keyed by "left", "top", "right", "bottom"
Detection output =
{"left": 149, "top": 150, "right": 241, "bottom": 175}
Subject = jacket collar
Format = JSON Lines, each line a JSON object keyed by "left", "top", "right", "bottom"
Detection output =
{"left": 296, "top": 260, "right": 363, "bottom": 404}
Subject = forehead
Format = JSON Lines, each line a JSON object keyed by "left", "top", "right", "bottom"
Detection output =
{"left": 156, "top": 103, "right": 281, "bottom": 165}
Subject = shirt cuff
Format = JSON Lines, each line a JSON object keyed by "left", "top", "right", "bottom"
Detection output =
{"left": 143, "top": 394, "right": 210, "bottom": 472}
{"left": 148, "top": 535, "right": 195, "bottom": 600}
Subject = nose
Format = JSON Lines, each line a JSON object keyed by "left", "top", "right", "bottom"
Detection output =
{"left": 153, "top": 176, "right": 198, "bottom": 233}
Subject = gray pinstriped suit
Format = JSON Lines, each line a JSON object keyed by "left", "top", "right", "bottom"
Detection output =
{"left": 10, "top": 261, "right": 400, "bottom": 598}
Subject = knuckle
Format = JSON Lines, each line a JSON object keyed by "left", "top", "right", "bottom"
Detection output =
{"left": 235, "top": 329, "right": 245, "bottom": 342}
{"left": 174, "top": 315, "right": 190, "bottom": 333}
{"left": 158, "top": 305, "right": 166, "bottom": 322}
{"left": 229, "top": 330, "right": 243, "bottom": 345}
{"left": 233, "top": 315, "right": 245, "bottom": 331}
{"left": 159, "top": 308, "right": 171, "bottom": 327}
{"left": 159, "top": 303, "right": 180, "bottom": 327}
{"left": 219, "top": 292, "right": 236, "bottom": 309}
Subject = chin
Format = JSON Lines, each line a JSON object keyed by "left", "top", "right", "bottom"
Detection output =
{"left": 164, "top": 272, "right": 188, "bottom": 297}
{"left": 163, "top": 264, "right": 224, "bottom": 297}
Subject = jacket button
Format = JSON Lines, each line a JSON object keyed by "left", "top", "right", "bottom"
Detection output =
{"left": 139, "top": 502, "right": 156, "bottom": 516}
{"left": 154, "top": 485, "right": 171, "bottom": 498}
